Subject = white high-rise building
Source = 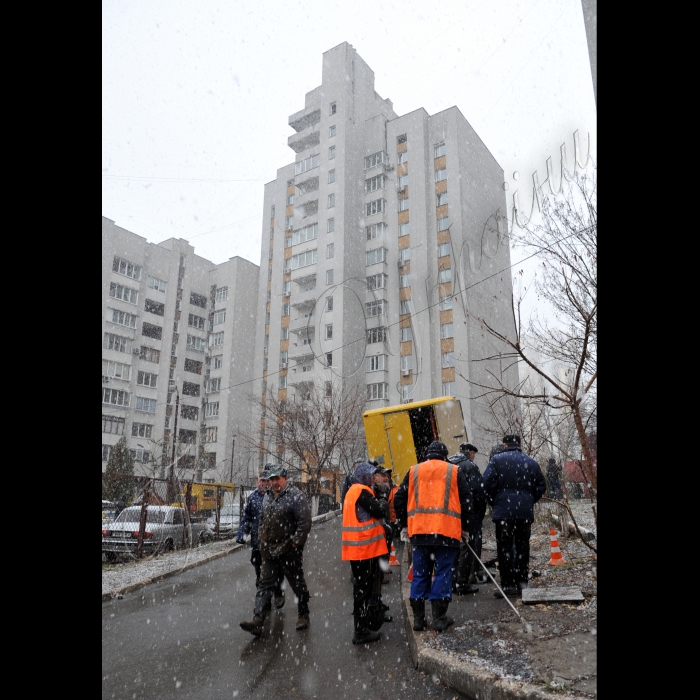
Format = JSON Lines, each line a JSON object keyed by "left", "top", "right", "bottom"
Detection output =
{"left": 253, "top": 43, "right": 518, "bottom": 468}
{"left": 102, "top": 217, "right": 259, "bottom": 483}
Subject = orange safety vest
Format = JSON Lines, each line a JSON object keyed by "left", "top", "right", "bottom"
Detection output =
{"left": 407, "top": 459, "right": 462, "bottom": 541}
{"left": 387, "top": 485, "right": 398, "bottom": 522}
{"left": 341, "top": 484, "right": 389, "bottom": 561}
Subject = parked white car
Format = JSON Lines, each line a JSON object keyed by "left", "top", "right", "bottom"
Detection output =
{"left": 206, "top": 503, "right": 241, "bottom": 538}
{"left": 102, "top": 505, "right": 208, "bottom": 560}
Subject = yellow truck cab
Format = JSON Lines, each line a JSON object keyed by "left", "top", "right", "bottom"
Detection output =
{"left": 362, "top": 396, "right": 469, "bottom": 483}
{"left": 173, "top": 482, "right": 236, "bottom": 519}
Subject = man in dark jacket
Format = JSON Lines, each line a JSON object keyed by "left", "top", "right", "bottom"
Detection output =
{"left": 483, "top": 434, "right": 546, "bottom": 598}
{"left": 239, "top": 466, "right": 312, "bottom": 636}
{"left": 448, "top": 442, "right": 486, "bottom": 594}
{"left": 236, "top": 469, "right": 284, "bottom": 607}
{"left": 546, "top": 458, "right": 563, "bottom": 500}
{"left": 394, "top": 441, "right": 472, "bottom": 632}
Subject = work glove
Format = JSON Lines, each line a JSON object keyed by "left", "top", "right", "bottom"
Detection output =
{"left": 400, "top": 527, "right": 409, "bottom": 543}
{"left": 461, "top": 530, "right": 469, "bottom": 543}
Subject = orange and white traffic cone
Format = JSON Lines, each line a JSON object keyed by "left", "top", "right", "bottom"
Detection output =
{"left": 407, "top": 564, "right": 414, "bottom": 581}
{"left": 548, "top": 529, "right": 566, "bottom": 566}
{"left": 389, "top": 543, "right": 400, "bottom": 566}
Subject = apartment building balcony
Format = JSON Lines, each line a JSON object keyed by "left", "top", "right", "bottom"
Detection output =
{"left": 290, "top": 289, "right": 317, "bottom": 310}
{"left": 289, "top": 315, "right": 316, "bottom": 333}
{"left": 288, "top": 103, "right": 321, "bottom": 132}
{"left": 293, "top": 273, "right": 316, "bottom": 290}
{"left": 295, "top": 175, "right": 319, "bottom": 197}
{"left": 288, "top": 123, "right": 321, "bottom": 153}
{"left": 287, "top": 376, "right": 314, "bottom": 389}
{"left": 288, "top": 345, "right": 315, "bottom": 362}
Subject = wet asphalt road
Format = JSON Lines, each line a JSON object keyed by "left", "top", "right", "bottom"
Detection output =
{"left": 102, "top": 516, "right": 466, "bottom": 700}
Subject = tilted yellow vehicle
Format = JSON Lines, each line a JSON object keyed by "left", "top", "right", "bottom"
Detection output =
{"left": 362, "top": 396, "right": 469, "bottom": 483}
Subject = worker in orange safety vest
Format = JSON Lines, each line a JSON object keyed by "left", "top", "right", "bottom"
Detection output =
{"left": 342, "top": 462, "right": 390, "bottom": 645}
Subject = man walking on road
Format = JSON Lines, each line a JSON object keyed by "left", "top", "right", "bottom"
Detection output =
{"left": 483, "top": 434, "right": 546, "bottom": 599}
{"left": 236, "top": 469, "right": 283, "bottom": 606}
{"left": 341, "top": 462, "right": 390, "bottom": 645}
{"left": 239, "top": 466, "right": 312, "bottom": 636}
{"left": 394, "top": 441, "right": 472, "bottom": 632}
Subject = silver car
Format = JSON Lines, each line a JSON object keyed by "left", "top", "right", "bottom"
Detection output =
{"left": 206, "top": 503, "right": 241, "bottom": 538}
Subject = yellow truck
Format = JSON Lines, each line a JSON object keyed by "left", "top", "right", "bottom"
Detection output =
{"left": 173, "top": 481, "right": 236, "bottom": 519}
{"left": 362, "top": 396, "right": 469, "bottom": 483}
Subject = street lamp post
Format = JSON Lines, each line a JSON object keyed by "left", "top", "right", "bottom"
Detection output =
{"left": 168, "top": 383, "right": 180, "bottom": 503}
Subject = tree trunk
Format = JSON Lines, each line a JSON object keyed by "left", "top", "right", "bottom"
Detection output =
{"left": 571, "top": 401, "right": 597, "bottom": 500}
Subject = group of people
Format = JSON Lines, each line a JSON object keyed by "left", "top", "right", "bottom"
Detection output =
{"left": 235, "top": 432, "right": 547, "bottom": 642}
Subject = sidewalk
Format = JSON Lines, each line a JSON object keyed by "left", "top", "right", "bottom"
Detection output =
{"left": 397, "top": 524, "right": 597, "bottom": 699}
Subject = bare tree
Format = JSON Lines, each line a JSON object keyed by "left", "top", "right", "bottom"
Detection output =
{"left": 463, "top": 171, "right": 597, "bottom": 500}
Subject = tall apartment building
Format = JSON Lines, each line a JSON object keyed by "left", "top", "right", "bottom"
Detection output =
{"left": 102, "top": 217, "right": 259, "bottom": 483}
{"left": 254, "top": 43, "right": 518, "bottom": 467}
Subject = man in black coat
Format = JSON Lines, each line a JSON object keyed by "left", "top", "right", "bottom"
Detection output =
{"left": 483, "top": 434, "right": 546, "bottom": 598}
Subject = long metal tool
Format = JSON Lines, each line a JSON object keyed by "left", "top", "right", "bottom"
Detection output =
{"left": 464, "top": 540, "right": 526, "bottom": 624}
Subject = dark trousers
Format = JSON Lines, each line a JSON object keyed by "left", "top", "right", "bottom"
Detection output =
{"left": 453, "top": 519, "right": 483, "bottom": 589}
{"left": 251, "top": 549, "right": 283, "bottom": 594}
{"left": 495, "top": 519, "right": 531, "bottom": 588}
{"left": 350, "top": 556, "right": 382, "bottom": 619}
{"left": 254, "top": 548, "right": 309, "bottom": 620}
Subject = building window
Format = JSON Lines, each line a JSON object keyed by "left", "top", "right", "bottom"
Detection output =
{"left": 326, "top": 243, "right": 334, "bottom": 259}
{"left": 399, "top": 248, "right": 411, "bottom": 263}
{"left": 186, "top": 335, "right": 207, "bottom": 352}
{"left": 143, "top": 298, "right": 164, "bottom": 316}
{"left": 137, "top": 370, "right": 157, "bottom": 388}
{"left": 213, "top": 309, "right": 226, "bottom": 325}
{"left": 367, "top": 273, "right": 388, "bottom": 290}
{"left": 367, "top": 382, "right": 388, "bottom": 400}
{"left": 399, "top": 222, "right": 410, "bottom": 237}
{"left": 435, "top": 167, "right": 447, "bottom": 182}
{"left": 366, "top": 299, "right": 387, "bottom": 317}
{"left": 283, "top": 280, "right": 292, "bottom": 295}
{"left": 205, "top": 402, "right": 219, "bottom": 418}
{"left": 442, "top": 351, "right": 455, "bottom": 368}
{"left": 279, "top": 375, "right": 287, "bottom": 389}
{"left": 103, "top": 388, "right": 129, "bottom": 407}
{"left": 141, "top": 322, "right": 163, "bottom": 340}
{"left": 366, "top": 222, "right": 385, "bottom": 240}
{"left": 103, "top": 333, "right": 132, "bottom": 354}
{"left": 438, "top": 242, "right": 451, "bottom": 258}
{"left": 270, "top": 229, "right": 275, "bottom": 240}
{"left": 206, "top": 377, "right": 221, "bottom": 393}
{"left": 213, "top": 355, "right": 223, "bottom": 369}
{"left": 173, "top": 321, "right": 180, "bottom": 334}
{"left": 399, "top": 274, "right": 411, "bottom": 288}
{"left": 180, "top": 404, "right": 199, "bottom": 420}
{"left": 366, "top": 354, "right": 387, "bottom": 372}
{"left": 397, "top": 134, "right": 407, "bottom": 145}
{"left": 171, "top": 344, "right": 177, "bottom": 357}
{"left": 204, "top": 426, "right": 218, "bottom": 443}
{"left": 435, "top": 143, "right": 446, "bottom": 158}
{"left": 399, "top": 299, "right": 412, "bottom": 315}
{"left": 439, "top": 295, "right": 453, "bottom": 311}
{"left": 401, "top": 354, "right": 413, "bottom": 371}
{"left": 132, "top": 422, "right": 153, "bottom": 439}
{"left": 364, "top": 151, "right": 387, "bottom": 169}
{"left": 146, "top": 277, "right": 167, "bottom": 295}
{"left": 330, "top": 102, "right": 336, "bottom": 115}
{"left": 135, "top": 396, "right": 156, "bottom": 413}
{"left": 138, "top": 346, "right": 159, "bottom": 363}
{"left": 366, "top": 199, "right": 386, "bottom": 216}
{"left": 287, "top": 193, "right": 294, "bottom": 205}
{"left": 210, "top": 331, "right": 225, "bottom": 347}
{"left": 179, "top": 429, "right": 197, "bottom": 445}
{"left": 182, "top": 382, "right": 200, "bottom": 397}
{"left": 113, "top": 256, "right": 142, "bottom": 280}
{"left": 329, "top": 125, "right": 336, "bottom": 137}
{"left": 184, "top": 358, "right": 202, "bottom": 374}
{"left": 290, "top": 223, "right": 318, "bottom": 246}
{"left": 102, "top": 360, "right": 130, "bottom": 380}
{"left": 271, "top": 205, "right": 276, "bottom": 218}
{"left": 326, "top": 296, "right": 334, "bottom": 311}
{"left": 294, "top": 153, "right": 320, "bottom": 175}
{"left": 327, "top": 193, "right": 335, "bottom": 208}
{"left": 398, "top": 151, "right": 408, "bottom": 165}
{"left": 329, "top": 146, "right": 336, "bottom": 160}
{"left": 398, "top": 198, "right": 410, "bottom": 212}
{"left": 102, "top": 445, "right": 112, "bottom": 462}
{"left": 281, "top": 327, "right": 289, "bottom": 340}
{"left": 282, "top": 303, "right": 290, "bottom": 317}
{"left": 286, "top": 215, "right": 294, "bottom": 230}
{"left": 367, "top": 327, "right": 387, "bottom": 344}
{"left": 437, "top": 192, "right": 448, "bottom": 207}
{"left": 325, "top": 324, "right": 333, "bottom": 340}
{"left": 442, "top": 381, "right": 455, "bottom": 396}
{"left": 109, "top": 283, "right": 138, "bottom": 305}
{"left": 328, "top": 169, "right": 335, "bottom": 183}
{"left": 269, "top": 249, "right": 274, "bottom": 261}
{"left": 440, "top": 323, "right": 454, "bottom": 339}
{"left": 366, "top": 247, "right": 387, "bottom": 265}
{"left": 190, "top": 292, "right": 207, "bottom": 309}
{"left": 326, "top": 269, "right": 334, "bottom": 285}
{"left": 401, "top": 327, "right": 413, "bottom": 342}
{"left": 301, "top": 362, "right": 313, "bottom": 373}
{"left": 398, "top": 174, "right": 409, "bottom": 187}
{"left": 326, "top": 352, "right": 333, "bottom": 366}
{"left": 102, "top": 415, "right": 125, "bottom": 435}
{"left": 110, "top": 308, "right": 137, "bottom": 329}
{"left": 188, "top": 313, "right": 206, "bottom": 330}
{"left": 437, "top": 217, "right": 450, "bottom": 232}
{"left": 365, "top": 174, "right": 385, "bottom": 193}
{"left": 439, "top": 269, "right": 452, "bottom": 284}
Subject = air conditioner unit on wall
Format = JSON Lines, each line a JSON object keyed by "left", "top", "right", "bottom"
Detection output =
{"left": 401, "top": 369, "right": 410, "bottom": 377}
{"left": 132, "top": 348, "right": 140, "bottom": 354}
{"left": 280, "top": 362, "right": 288, "bottom": 369}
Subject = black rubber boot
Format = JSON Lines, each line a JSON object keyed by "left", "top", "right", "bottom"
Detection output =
{"left": 239, "top": 615, "right": 264, "bottom": 636}
{"left": 409, "top": 599, "right": 426, "bottom": 631}
{"left": 352, "top": 615, "right": 380, "bottom": 644}
{"left": 431, "top": 600, "right": 454, "bottom": 632}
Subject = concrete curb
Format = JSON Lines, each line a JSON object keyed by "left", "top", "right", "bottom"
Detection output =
{"left": 399, "top": 546, "right": 577, "bottom": 700}
{"left": 102, "top": 508, "right": 342, "bottom": 602}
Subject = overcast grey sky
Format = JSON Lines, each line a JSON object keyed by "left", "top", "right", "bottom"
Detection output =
{"left": 102, "top": 0, "right": 596, "bottom": 269}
